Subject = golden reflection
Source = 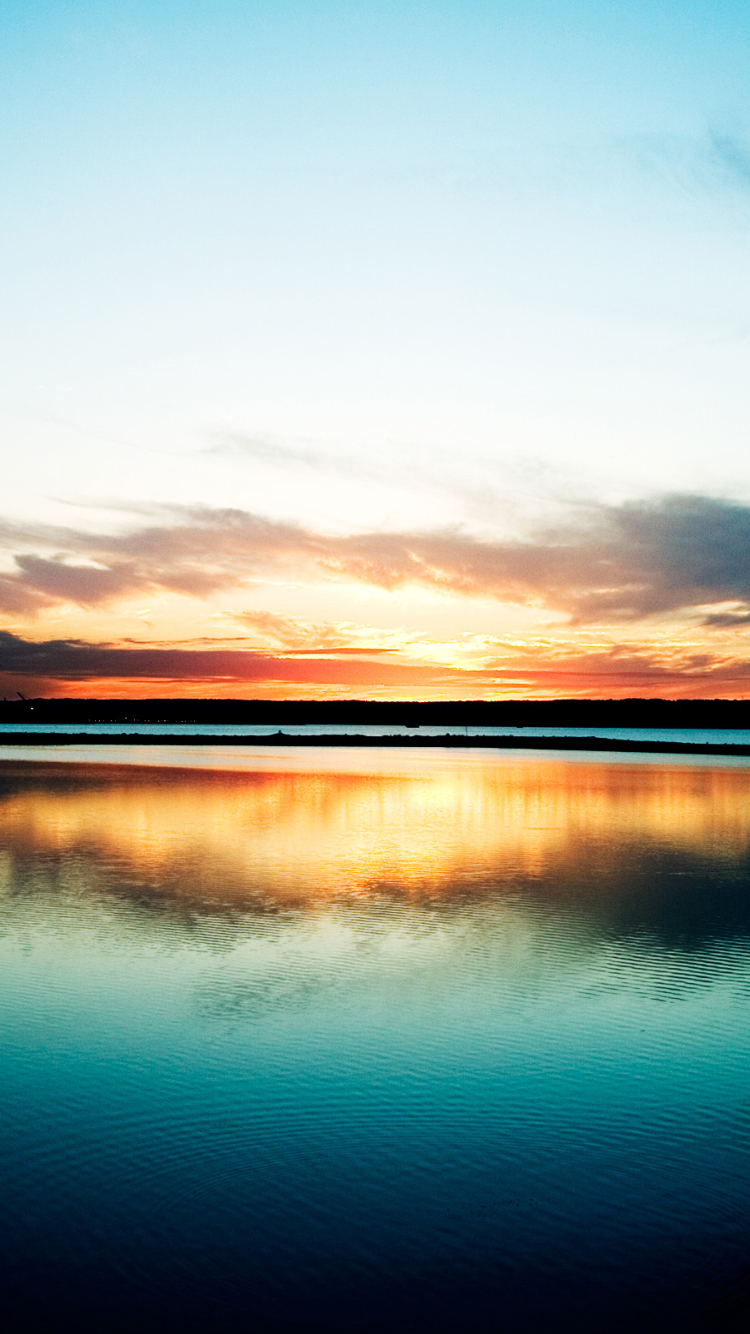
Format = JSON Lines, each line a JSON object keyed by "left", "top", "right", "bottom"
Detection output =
{"left": 0, "top": 752, "right": 749, "bottom": 907}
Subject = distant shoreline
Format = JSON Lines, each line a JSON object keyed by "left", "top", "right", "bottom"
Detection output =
{"left": 3, "top": 732, "right": 750, "bottom": 756}
{"left": 2, "top": 698, "right": 750, "bottom": 730}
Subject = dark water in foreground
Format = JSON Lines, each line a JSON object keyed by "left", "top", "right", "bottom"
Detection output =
{"left": 1, "top": 750, "right": 750, "bottom": 1332}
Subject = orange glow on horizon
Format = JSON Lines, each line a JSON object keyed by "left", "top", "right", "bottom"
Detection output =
{"left": 4, "top": 676, "right": 750, "bottom": 702}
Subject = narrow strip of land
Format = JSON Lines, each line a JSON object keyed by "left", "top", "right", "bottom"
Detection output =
{"left": 2, "top": 733, "right": 750, "bottom": 756}
{"left": 2, "top": 699, "right": 750, "bottom": 729}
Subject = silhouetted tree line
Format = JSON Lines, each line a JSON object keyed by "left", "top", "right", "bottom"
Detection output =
{"left": 1, "top": 697, "right": 749, "bottom": 728}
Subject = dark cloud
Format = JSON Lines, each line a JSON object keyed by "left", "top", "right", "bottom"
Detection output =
{"left": 700, "top": 611, "right": 750, "bottom": 628}
{"left": 0, "top": 631, "right": 459, "bottom": 692}
{"left": 14, "top": 556, "right": 139, "bottom": 605}
{"left": 2, "top": 493, "right": 750, "bottom": 625}
{"left": 557, "top": 494, "right": 750, "bottom": 620}
{"left": 308, "top": 494, "right": 750, "bottom": 621}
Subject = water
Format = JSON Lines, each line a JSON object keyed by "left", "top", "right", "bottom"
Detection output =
{"left": 1, "top": 749, "right": 750, "bottom": 1331}
{"left": 2, "top": 720, "right": 750, "bottom": 746}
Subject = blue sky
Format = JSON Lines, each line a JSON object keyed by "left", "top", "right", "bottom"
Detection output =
{"left": 2, "top": 1, "right": 750, "bottom": 696}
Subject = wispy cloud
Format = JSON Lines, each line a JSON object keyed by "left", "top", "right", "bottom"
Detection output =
{"left": 206, "top": 433, "right": 382, "bottom": 480}
{"left": 706, "top": 133, "right": 750, "bottom": 193}
{"left": 233, "top": 609, "right": 395, "bottom": 655}
{"left": 205, "top": 431, "right": 498, "bottom": 516}
{"left": 615, "top": 129, "right": 750, "bottom": 204}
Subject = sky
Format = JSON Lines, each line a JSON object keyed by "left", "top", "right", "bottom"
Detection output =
{"left": 3, "top": 0, "right": 750, "bottom": 699}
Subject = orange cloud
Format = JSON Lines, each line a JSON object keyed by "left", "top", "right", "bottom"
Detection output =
{"left": 3, "top": 631, "right": 750, "bottom": 700}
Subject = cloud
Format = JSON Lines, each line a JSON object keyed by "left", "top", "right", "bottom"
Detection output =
{"left": 700, "top": 611, "right": 750, "bottom": 628}
{"left": 205, "top": 432, "right": 497, "bottom": 515}
{"left": 233, "top": 609, "right": 394, "bottom": 655}
{"left": 327, "top": 494, "right": 750, "bottom": 621}
{"left": 206, "top": 433, "right": 381, "bottom": 480}
{"left": 0, "top": 630, "right": 469, "bottom": 694}
{"left": 707, "top": 133, "right": 750, "bottom": 193}
{"left": 0, "top": 573, "right": 51, "bottom": 616}
{"left": 614, "top": 130, "right": 750, "bottom": 204}
{"left": 2, "top": 493, "right": 750, "bottom": 626}
{"left": 486, "top": 646, "right": 750, "bottom": 690}
{"left": 3, "top": 631, "right": 750, "bottom": 700}
{"left": 0, "top": 508, "right": 314, "bottom": 613}
{"left": 13, "top": 556, "right": 139, "bottom": 605}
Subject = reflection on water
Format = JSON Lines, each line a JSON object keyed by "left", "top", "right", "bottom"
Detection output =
{"left": 1, "top": 753, "right": 750, "bottom": 1331}
{"left": 3, "top": 752, "right": 750, "bottom": 898}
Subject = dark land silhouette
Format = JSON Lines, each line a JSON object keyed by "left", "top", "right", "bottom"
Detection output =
{"left": 1, "top": 697, "right": 749, "bottom": 728}
{"left": 1, "top": 732, "right": 750, "bottom": 755}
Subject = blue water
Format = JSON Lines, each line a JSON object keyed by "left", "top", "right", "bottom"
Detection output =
{"left": 1, "top": 750, "right": 749, "bottom": 1331}
{"left": 2, "top": 721, "right": 750, "bottom": 745}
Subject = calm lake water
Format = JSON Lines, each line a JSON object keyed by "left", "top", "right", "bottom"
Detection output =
{"left": 1, "top": 749, "right": 750, "bottom": 1331}
{"left": 3, "top": 721, "right": 750, "bottom": 745}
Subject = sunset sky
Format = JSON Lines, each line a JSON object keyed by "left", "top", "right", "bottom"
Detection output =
{"left": 3, "top": 0, "right": 750, "bottom": 699}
